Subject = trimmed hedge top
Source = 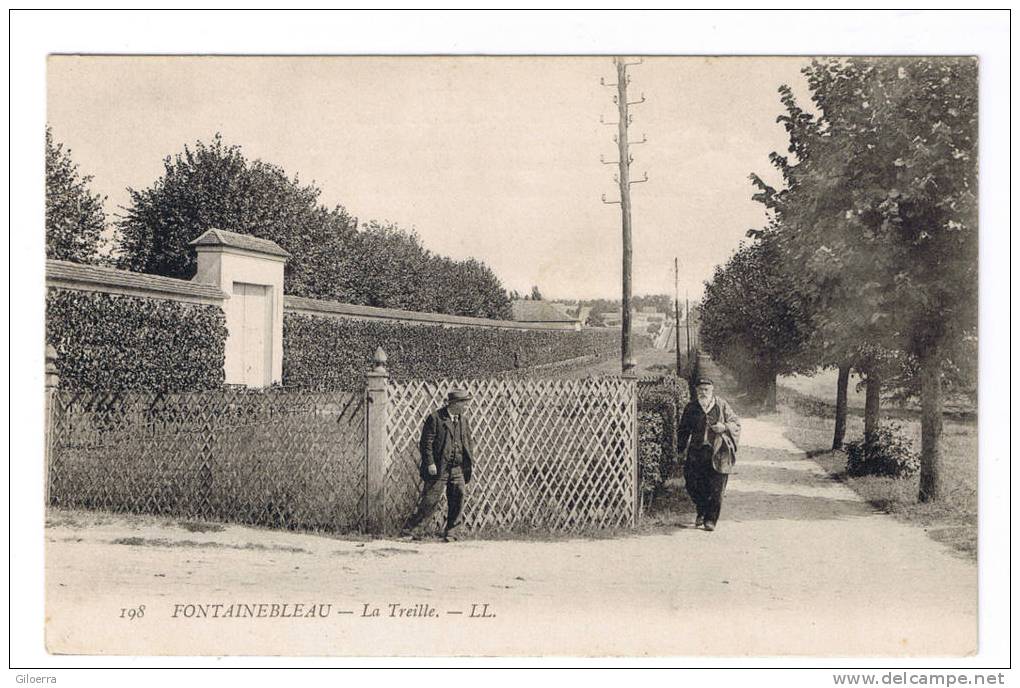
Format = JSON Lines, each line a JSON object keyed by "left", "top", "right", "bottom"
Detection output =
{"left": 46, "top": 288, "right": 227, "bottom": 391}
{"left": 283, "top": 314, "right": 625, "bottom": 390}
{"left": 46, "top": 289, "right": 650, "bottom": 393}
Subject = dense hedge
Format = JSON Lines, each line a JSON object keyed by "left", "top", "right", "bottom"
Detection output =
{"left": 283, "top": 314, "right": 628, "bottom": 390}
{"left": 637, "top": 376, "right": 688, "bottom": 499}
{"left": 46, "top": 288, "right": 227, "bottom": 391}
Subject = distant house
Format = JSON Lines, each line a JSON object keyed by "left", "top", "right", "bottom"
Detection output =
{"left": 602, "top": 311, "right": 623, "bottom": 327}
{"left": 600, "top": 307, "right": 665, "bottom": 331}
{"left": 511, "top": 300, "right": 582, "bottom": 331}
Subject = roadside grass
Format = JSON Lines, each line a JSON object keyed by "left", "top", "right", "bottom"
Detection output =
{"left": 774, "top": 385, "right": 978, "bottom": 560}
{"left": 782, "top": 369, "right": 868, "bottom": 409}
{"left": 46, "top": 487, "right": 697, "bottom": 547}
{"left": 109, "top": 536, "right": 309, "bottom": 553}
{"left": 46, "top": 508, "right": 373, "bottom": 543}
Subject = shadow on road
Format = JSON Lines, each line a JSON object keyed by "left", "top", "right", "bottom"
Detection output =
{"left": 724, "top": 488, "right": 881, "bottom": 523}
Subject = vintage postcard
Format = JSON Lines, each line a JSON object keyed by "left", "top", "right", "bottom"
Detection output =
{"left": 40, "top": 51, "right": 982, "bottom": 659}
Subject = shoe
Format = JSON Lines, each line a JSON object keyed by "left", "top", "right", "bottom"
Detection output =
{"left": 703, "top": 521, "right": 716, "bottom": 532}
{"left": 398, "top": 530, "right": 420, "bottom": 541}
{"left": 443, "top": 533, "right": 459, "bottom": 543}
{"left": 695, "top": 515, "right": 705, "bottom": 528}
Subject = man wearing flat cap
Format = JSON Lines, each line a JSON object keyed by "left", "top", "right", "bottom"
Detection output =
{"left": 677, "top": 377, "right": 741, "bottom": 531}
{"left": 400, "top": 388, "right": 475, "bottom": 542}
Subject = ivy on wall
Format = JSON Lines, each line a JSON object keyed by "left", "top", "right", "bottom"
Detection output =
{"left": 45, "top": 290, "right": 652, "bottom": 394}
{"left": 46, "top": 288, "right": 228, "bottom": 391}
{"left": 282, "top": 314, "right": 627, "bottom": 390}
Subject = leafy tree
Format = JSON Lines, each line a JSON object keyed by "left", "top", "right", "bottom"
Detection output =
{"left": 46, "top": 127, "right": 106, "bottom": 263}
{"left": 851, "top": 58, "right": 977, "bottom": 502}
{"left": 750, "top": 72, "right": 894, "bottom": 449}
{"left": 446, "top": 257, "right": 514, "bottom": 320}
{"left": 753, "top": 58, "right": 977, "bottom": 501}
{"left": 116, "top": 134, "right": 358, "bottom": 296}
{"left": 699, "top": 231, "right": 814, "bottom": 410}
{"left": 346, "top": 221, "right": 438, "bottom": 311}
{"left": 117, "top": 135, "right": 513, "bottom": 320}
{"left": 346, "top": 222, "right": 511, "bottom": 319}
{"left": 530, "top": 285, "right": 544, "bottom": 301}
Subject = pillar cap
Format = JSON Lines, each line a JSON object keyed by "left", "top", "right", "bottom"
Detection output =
{"left": 189, "top": 228, "right": 290, "bottom": 258}
{"left": 371, "top": 347, "right": 388, "bottom": 373}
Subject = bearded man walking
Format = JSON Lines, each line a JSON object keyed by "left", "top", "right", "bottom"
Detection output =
{"left": 677, "top": 377, "right": 741, "bottom": 531}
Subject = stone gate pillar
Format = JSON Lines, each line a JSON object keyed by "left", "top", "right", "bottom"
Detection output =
{"left": 44, "top": 344, "right": 60, "bottom": 505}
{"left": 365, "top": 347, "right": 390, "bottom": 534}
{"left": 189, "top": 228, "right": 290, "bottom": 387}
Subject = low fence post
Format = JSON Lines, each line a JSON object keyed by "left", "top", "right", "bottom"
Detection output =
{"left": 365, "top": 347, "right": 389, "bottom": 534}
{"left": 44, "top": 344, "right": 60, "bottom": 506}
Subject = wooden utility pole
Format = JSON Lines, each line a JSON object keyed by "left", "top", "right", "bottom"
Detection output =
{"left": 685, "top": 294, "right": 691, "bottom": 364}
{"left": 685, "top": 293, "right": 696, "bottom": 395}
{"left": 674, "top": 257, "right": 681, "bottom": 376}
{"left": 601, "top": 57, "right": 647, "bottom": 377}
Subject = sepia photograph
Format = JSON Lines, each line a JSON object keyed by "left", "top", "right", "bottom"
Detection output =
{"left": 9, "top": 8, "right": 1011, "bottom": 677}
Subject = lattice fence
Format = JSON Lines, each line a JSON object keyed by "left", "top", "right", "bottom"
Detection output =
{"left": 384, "top": 377, "right": 637, "bottom": 532}
{"left": 48, "top": 388, "right": 367, "bottom": 532}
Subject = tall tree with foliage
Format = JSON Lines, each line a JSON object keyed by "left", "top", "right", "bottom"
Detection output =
{"left": 845, "top": 58, "right": 976, "bottom": 502}
{"left": 699, "top": 231, "right": 814, "bottom": 410}
{"left": 117, "top": 135, "right": 513, "bottom": 320}
{"left": 116, "top": 134, "right": 359, "bottom": 296}
{"left": 345, "top": 222, "right": 512, "bottom": 319}
{"left": 750, "top": 72, "right": 895, "bottom": 449}
{"left": 45, "top": 127, "right": 107, "bottom": 263}
{"left": 753, "top": 58, "right": 977, "bottom": 501}
{"left": 445, "top": 257, "right": 514, "bottom": 320}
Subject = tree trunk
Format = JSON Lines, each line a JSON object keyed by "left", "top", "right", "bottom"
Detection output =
{"left": 762, "top": 371, "right": 777, "bottom": 412}
{"left": 832, "top": 362, "right": 851, "bottom": 450}
{"left": 863, "top": 368, "right": 881, "bottom": 447}
{"left": 918, "top": 349, "right": 945, "bottom": 503}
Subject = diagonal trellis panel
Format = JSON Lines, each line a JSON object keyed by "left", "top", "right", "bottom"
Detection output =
{"left": 48, "top": 387, "right": 367, "bottom": 532}
{"left": 385, "top": 377, "right": 637, "bottom": 533}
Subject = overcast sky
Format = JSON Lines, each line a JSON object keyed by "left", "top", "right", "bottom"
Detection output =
{"left": 47, "top": 56, "right": 811, "bottom": 301}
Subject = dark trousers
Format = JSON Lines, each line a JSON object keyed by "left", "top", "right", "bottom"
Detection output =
{"left": 684, "top": 447, "right": 729, "bottom": 524}
{"left": 402, "top": 465, "right": 465, "bottom": 535}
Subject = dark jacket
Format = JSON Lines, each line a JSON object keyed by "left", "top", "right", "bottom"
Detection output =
{"left": 419, "top": 406, "right": 475, "bottom": 483}
{"left": 677, "top": 397, "right": 741, "bottom": 474}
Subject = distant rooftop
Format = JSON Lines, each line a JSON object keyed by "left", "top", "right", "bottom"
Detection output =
{"left": 189, "top": 228, "right": 291, "bottom": 258}
{"left": 511, "top": 299, "right": 579, "bottom": 323}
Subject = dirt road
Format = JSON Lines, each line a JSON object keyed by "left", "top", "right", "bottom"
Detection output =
{"left": 46, "top": 407, "right": 976, "bottom": 656}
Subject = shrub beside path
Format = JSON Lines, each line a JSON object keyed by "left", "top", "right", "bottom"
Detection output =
{"left": 45, "top": 355, "right": 975, "bottom": 656}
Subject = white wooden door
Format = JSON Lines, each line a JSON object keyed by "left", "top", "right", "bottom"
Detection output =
{"left": 234, "top": 282, "right": 272, "bottom": 387}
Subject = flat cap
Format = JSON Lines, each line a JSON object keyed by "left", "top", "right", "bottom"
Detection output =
{"left": 447, "top": 388, "right": 473, "bottom": 402}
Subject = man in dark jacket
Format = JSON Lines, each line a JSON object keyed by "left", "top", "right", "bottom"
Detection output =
{"left": 677, "top": 377, "right": 741, "bottom": 531}
{"left": 400, "top": 388, "right": 475, "bottom": 542}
